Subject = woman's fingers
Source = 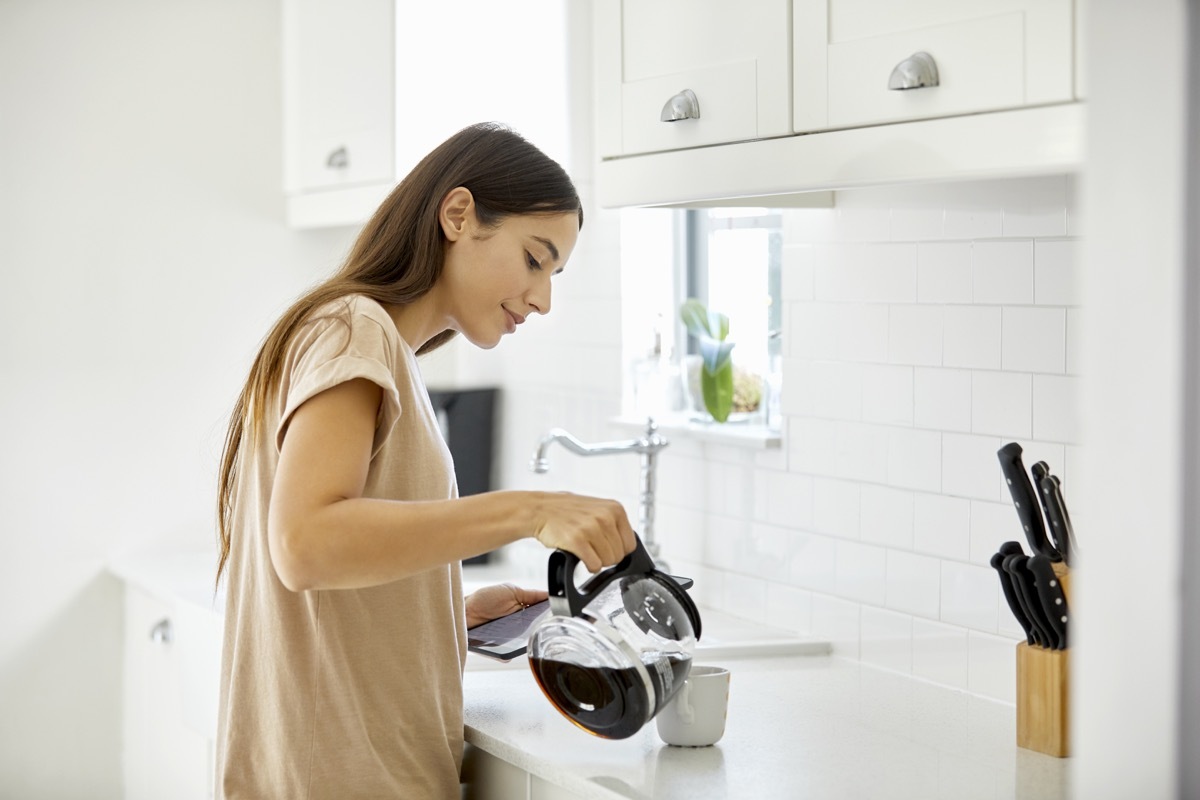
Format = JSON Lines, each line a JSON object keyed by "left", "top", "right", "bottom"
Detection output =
{"left": 531, "top": 492, "right": 637, "bottom": 570}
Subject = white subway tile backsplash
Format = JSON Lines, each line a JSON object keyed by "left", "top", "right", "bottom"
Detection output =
{"left": 816, "top": 244, "right": 918, "bottom": 303}
{"left": 885, "top": 549, "right": 941, "bottom": 618}
{"left": 862, "top": 365, "right": 914, "bottom": 425}
{"left": 1000, "top": 176, "right": 1070, "bottom": 238}
{"left": 912, "top": 619, "right": 969, "bottom": 690}
{"left": 940, "top": 560, "right": 999, "bottom": 632}
{"left": 970, "top": 500, "right": 1022, "bottom": 564}
{"left": 943, "top": 204, "right": 1003, "bottom": 240}
{"left": 888, "top": 305, "right": 943, "bottom": 366}
{"left": 781, "top": 244, "right": 815, "bottom": 301}
{"left": 914, "top": 493, "right": 971, "bottom": 560}
{"left": 835, "top": 206, "right": 891, "bottom": 242}
{"left": 721, "top": 570, "right": 769, "bottom": 622}
{"left": 1033, "top": 374, "right": 1081, "bottom": 443}
{"left": 860, "top": 607, "right": 913, "bottom": 674}
{"left": 942, "top": 433, "right": 1006, "bottom": 501}
{"left": 967, "top": 631, "right": 1018, "bottom": 704}
{"left": 973, "top": 241, "right": 1035, "bottom": 304}
{"left": 812, "top": 594, "right": 862, "bottom": 659}
{"left": 1034, "top": 239, "right": 1078, "bottom": 306}
{"left": 836, "top": 304, "right": 890, "bottom": 362}
{"left": 971, "top": 371, "right": 1033, "bottom": 439}
{"left": 917, "top": 242, "right": 973, "bottom": 303}
{"left": 890, "top": 206, "right": 945, "bottom": 242}
{"left": 1001, "top": 307, "right": 1067, "bottom": 373}
{"left": 756, "top": 470, "right": 814, "bottom": 529}
{"left": 1066, "top": 308, "right": 1083, "bottom": 375}
{"left": 811, "top": 361, "right": 864, "bottom": 420}
{"left": 811, "top": 478, "right": 861, "bottom": 539}
{"left": 860, "top": 485, "right": 914, "bottom": 548}
{"left": 914, "top": 368, "right": 972, "bottom": 432}
{"left": 764, "top": 581, "right": 813, "bottom": 634}
{"left": 835, "top": 540, "right": 887, "bottom": 605}
{"left": 789, "top": 532, "right": 839, "bottom": 594}
{"left": 578, "top": 175, "right": 1081, "bottom": 702}
{"left": 886, "top": 427, "right": 942, "bottom": 492}
{"left": 943, "top": 306, "right": 1002, "bottom": 369}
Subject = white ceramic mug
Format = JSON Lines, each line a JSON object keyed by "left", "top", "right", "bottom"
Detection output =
{"left": 655, "top": 665, "right": 730, "bottom": 747}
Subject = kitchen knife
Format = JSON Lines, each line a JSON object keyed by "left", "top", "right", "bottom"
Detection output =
{"left": 1030, "top": 461, "right": 1064, "bottom": 556}
{"left": 1003, "top": 552, "right": 1057, "bottom": 649}
{"left": 990, "top": 551, "right": 1036, "bottom": 645}
{"left": 1038, "top": 474, "right": 1074, "bottom": 567}
{"left": 997, "top": 541, "right": 1042, "bottom": 646}
{"left": 1043, "top": 474, "right": 1080, "bottom": 567}
{"left": 1028, "top": 555, "right": 1070, "bottom": 649}
{"left": 997, "top": 443, "right": 1061, "bottom": 561}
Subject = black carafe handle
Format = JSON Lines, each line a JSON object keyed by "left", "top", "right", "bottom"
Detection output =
{"left": 548, "top": 535, "right": 658, "bottom": 618}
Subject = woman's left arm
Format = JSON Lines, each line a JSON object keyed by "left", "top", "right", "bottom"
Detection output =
{"left": 464, "top": 582, "right": 549, "bottom": 628}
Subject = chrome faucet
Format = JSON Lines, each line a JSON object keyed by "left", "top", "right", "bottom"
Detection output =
{"left": 530, "top": 418, "right": 670, "bottom": 570}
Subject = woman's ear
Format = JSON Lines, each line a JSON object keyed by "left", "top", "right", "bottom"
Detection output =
{"left": 439, "top": 187, "right": 475, "bottom": 241}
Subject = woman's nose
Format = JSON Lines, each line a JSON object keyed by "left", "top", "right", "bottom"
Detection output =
{"left": 528, "top": 277, "right": 551, "bottom": 316}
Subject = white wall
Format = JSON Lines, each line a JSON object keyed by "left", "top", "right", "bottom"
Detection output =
{"left": 0, "top": 1, "right": 356, "bottom": 795}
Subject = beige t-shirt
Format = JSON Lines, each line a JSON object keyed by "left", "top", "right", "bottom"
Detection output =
{"left": 216, "top": 295, "right": 467, "bottom": 799}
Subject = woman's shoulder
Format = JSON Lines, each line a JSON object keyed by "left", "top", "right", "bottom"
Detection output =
{"left": 299, "top": 293, "right": 404, "bottom": 362}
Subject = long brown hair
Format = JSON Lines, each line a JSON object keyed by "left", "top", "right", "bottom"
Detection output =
{"left": 216, "top": 122, "right": 582, "bottom": 586}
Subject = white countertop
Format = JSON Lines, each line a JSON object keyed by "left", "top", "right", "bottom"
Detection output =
{"left": 464, "top": 654, "right": 1070, "bottom": 800}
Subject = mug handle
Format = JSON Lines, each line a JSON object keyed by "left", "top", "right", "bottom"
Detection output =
{"left": 547, "top": 534, "right": 656, "bottom": 617}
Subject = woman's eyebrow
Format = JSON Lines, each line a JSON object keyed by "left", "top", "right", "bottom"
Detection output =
{"left": 531, "top": 236, "right": 560, "bottom": 262}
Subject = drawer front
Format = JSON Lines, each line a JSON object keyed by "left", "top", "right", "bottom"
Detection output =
{"left": 621, "top": 61, "right": 759, "bottom": 156}
{"left": 825, "top": 8, "right": 1073, "bottom": 130}
{"left": 297, "top": 126, "right": 393, "bottom": 192}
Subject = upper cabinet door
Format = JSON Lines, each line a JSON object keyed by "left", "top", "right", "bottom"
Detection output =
{"left": 283, "top": 0, "right": 395, "bottom": 194}
{"left": 794, "top": 0, "right": 1074, "bottom": 133}
{"left": 595, "top": 0, "right": 792, "bottom": 158}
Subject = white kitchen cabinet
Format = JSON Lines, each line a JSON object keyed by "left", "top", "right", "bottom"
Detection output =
{"left": 593, "top": 0, "right": 1082, "bottom": 208}
{"left": 122, "top": 585, "right": 212, "bottom": 800}
{"left": 283, "top": 0, "right": 570, "bottom": 228}
{"left": 593, "top": 0, "right": 792, "bottom": 159}
{"left": 794, "top": 0, "right": 1076, "bottom": 133}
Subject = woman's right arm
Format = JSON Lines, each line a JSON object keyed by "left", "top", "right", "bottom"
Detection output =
{"left": 267, "top": 377, "right": 636, "bottom": 592}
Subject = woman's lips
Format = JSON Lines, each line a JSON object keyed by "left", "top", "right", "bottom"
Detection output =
{"left": 504, "top": 309, "right": 524, "bottom": 333}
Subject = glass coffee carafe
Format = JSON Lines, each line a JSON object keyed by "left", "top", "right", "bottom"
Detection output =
{"left": 528, "top": 536, "right": 702, "bottom": 739}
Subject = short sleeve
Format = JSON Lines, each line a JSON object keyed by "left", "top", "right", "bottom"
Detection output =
{"left": 275, "top": 299, "right": 403, "bottom": 459}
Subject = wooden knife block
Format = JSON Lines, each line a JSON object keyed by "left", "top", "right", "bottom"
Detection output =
{"left": 1016, "top": 562, "right": 1071, "bottom": 758}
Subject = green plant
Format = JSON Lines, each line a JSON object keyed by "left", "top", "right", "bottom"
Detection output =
{"left": 679, "top": 298, "right": 735, "bottom": 422}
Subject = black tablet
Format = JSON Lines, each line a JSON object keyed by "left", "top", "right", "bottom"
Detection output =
{"left": 466, "top": 575, "right": 694, "bottom": 661}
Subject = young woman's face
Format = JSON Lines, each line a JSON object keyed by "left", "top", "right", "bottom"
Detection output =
{"left": 439, "top": 208, "right": 579, "bottom": 349}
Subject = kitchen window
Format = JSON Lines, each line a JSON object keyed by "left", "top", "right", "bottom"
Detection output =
{"left": 619, "top": 207, "right": 783, "bottom": 444}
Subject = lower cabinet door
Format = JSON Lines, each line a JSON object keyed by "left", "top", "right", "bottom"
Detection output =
{"left": 530, "top": 775, "right": 588, "bottom": 800}
{"left": 461, "top": 743, "right": 529, "bottom": 800}
{"left": 123, "top": 586, "right": 212, "bottom": 800}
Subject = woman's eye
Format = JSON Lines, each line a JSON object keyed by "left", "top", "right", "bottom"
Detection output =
{"left": 526, "top": 252, "right": 542, "bottom": 271}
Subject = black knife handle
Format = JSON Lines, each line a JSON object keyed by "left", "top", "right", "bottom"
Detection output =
{"left": 1039, "top": 475, "right": 1072, "bottom": 568}
{"left": 1003, "top": 553, "right": 1057, "bottom": 649}
{"left": 1028, "top": 555, "right": 1070, "bottom": 649}
{"left": 991, "top": 552, "right": 1036, "bottom": 645}
{"left": 997, "top": 443, "right": 1061, "bottom": 562}
{"left": 1048, "top": 474, "right": 1080, "bottom": 565}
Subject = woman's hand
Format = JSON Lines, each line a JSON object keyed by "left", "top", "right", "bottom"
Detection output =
{"left": 529, "top": 492, "right": 637, "bottom": 573}
{"left": 465, "top": 582, "right": 549, "bottom": 629}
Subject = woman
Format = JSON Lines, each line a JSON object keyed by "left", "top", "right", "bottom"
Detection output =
{"left": 214, "top": 122, "right": 636, "bottom": 799}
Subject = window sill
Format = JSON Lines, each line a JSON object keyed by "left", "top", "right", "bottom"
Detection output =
{"left": 609, "top": 413, "right": 781, "bottom": 449}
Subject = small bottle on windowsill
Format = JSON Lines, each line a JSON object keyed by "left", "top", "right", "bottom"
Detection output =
{"left": 631, "top": 320, "right": 682, "bottom": 420}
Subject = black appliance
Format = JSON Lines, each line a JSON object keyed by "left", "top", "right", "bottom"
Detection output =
{"left": 427, "top": 387, "right": 499, "bottom": 565}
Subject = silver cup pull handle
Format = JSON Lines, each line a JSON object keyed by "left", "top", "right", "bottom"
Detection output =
{"left": 660, "top": 89, "right": 701, "bottom": 122}
{"left": 326, "top": 146, "right": 349, "bottom": 169}
{"left": 888, "top": 52, "right": 940, "bottom": 90}
{"left": 149, "top": 618, "right": 173, "bottom": 645}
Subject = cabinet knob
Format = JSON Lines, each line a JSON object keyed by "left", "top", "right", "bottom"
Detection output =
{"left": 660, "top": 89, "right": 701, "bottom": 122}
{"left": 149, "top": 618, "right": 173, "bottom": 645}
{"left": 326, "top": 146, "right": 349, "bottom": 169}
{"left": 888, "top": 52, "right": 940, "bottom": 90}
